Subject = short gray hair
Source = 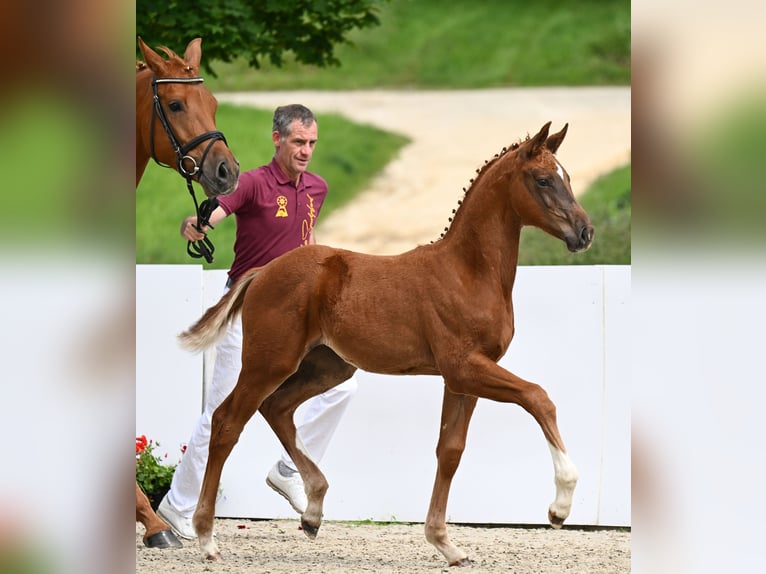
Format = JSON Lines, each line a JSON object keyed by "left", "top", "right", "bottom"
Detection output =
{"left": 272, "top": 104, "right": 317, "bottom": 138}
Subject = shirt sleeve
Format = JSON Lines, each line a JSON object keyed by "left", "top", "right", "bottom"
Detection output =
{"left": 218, "top": 171, "right": 256, "bottom": 216}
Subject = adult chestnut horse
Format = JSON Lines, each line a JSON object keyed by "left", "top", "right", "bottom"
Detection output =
{"left": 136, "top": 36, "right": 239, "bottom": 196}
{"left": 181, "top": 122, "right": 593, "bottom": 566}
{"left": 135, "top": 37, "right": 238, "bottom": 548}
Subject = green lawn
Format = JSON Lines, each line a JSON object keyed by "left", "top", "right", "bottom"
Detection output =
{"left": 205, "top": 0, "right": 630, "bottom": 90}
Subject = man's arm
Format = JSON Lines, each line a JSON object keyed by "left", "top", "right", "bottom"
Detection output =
{"left": 180, "top": 206, "right": 228, "bottom": 241}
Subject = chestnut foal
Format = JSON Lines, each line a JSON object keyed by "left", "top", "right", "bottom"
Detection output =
{"left": 181, "top": 122, "right": 593, "bottom": 566}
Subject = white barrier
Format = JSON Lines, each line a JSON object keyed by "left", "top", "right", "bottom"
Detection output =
{"left": 137, "top": 264, "right": 630, "bottom": 526}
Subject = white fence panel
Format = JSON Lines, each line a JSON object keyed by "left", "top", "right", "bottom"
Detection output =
{"left": 136, "top": 265, "right": 205, "bottom": 464}
{"left": 136, "top": 265, "right": 630, "bottom": 526}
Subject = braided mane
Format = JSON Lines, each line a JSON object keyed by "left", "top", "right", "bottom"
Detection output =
{"left": 433, "top": 138, "right": 525, "bottom": 242}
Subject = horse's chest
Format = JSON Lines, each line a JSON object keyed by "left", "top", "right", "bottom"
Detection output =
{"left": 473, "top": 307, "right": 515, "bottom": 360}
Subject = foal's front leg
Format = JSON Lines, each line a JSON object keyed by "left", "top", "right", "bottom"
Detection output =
{"left": 456, "top": 354, "right": 579, "bottom": 528}
{"left": 425, "top": 387, "right": 477, "bottom": 567}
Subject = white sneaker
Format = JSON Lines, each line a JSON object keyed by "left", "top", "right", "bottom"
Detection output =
{"left": 266, "top": 462, "right": 307, "bottom": 514}
{"left": 157, "top": 495, "right": 196, "bottom": 540}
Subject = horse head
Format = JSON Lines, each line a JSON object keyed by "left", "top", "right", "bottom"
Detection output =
{"left": 136, "top": 37, "right": 239, "bottom": 197}
{"left": 512, "top": 122, "right": 594, "bottom": 252}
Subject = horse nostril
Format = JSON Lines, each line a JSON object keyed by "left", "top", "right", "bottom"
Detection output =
{"left": 217, "top": 161, "right": 229, "bottom": 180}
{"left": 580, "top": 225, "right": 592, "bottom": 244}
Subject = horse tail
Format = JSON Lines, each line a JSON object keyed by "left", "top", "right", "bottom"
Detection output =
{"left": 178, "top": 270, "right": 259, "bottom": 352}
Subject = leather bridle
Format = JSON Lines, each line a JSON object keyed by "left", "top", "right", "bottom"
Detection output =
{"left": 149, "top": 76, "right": 227, "bottom": 263}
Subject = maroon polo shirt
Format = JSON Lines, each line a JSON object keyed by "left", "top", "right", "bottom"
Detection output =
{"left": 217, "top": 158, "right": 328, "bottom": 282}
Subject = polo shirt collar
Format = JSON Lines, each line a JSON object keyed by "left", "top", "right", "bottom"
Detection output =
{"left": 268, "top": 157, "right": 312, "bottom": 189}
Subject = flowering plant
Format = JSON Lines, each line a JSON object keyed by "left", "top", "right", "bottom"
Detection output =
{"left": 136, "top": 435, "right": 185, "bottom": 509}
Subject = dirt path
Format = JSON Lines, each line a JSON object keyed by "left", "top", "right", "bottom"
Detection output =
{"left": 218, "top": 87, "right": 630, "bottom": 254}
{"left": 136, "top": 519, "right": 630, "bottom": 573}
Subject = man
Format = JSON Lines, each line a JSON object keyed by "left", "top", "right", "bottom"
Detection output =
{"left": 158, "top": 104, "right": 358, "bottom": 539}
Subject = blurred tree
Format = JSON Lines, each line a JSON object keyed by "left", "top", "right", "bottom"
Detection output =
{"left": 136, "top": 0, "right": 385, "bottom": 75}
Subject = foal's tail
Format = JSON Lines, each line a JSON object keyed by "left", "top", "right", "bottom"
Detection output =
{"left": 178, "top": 270, "right": 260, "bottom": 353}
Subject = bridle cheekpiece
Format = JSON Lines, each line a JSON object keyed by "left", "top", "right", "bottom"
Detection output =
{"left": 149, "top": 75, "right": 227, "bottom": 263}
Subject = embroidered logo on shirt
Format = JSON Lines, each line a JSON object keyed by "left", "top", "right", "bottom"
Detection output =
{"left": 301, "top": 194, "right": 317, "bottom": 244}
{"left": 275, "top": 195, "right": 288, "bottom": 217}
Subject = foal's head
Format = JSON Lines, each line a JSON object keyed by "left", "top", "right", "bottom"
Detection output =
{"left": 511, "top": 122, "right": 594, "bottom": 252}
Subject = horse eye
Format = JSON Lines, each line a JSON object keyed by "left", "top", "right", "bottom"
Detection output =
{"left": 536, "top": 178, "right": 550, "bottom": 187}
{"left": 168, "top": 100, "right": 183, "bottom": 112}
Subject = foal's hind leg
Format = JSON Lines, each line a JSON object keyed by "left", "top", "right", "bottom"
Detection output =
{"left": 193, "top": 367, "right": 285, "bottom": 561}
{"left": 425, "top": 387, "right": 477, "bottom": 567}
{"left": 259, "top": 345, "right": 357, "bottom": 538}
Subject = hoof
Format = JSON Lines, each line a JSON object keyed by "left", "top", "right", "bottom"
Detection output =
{"left": 450, "top": 557, "right": 474, "bottom": 567}
{"left": 548, "top": 509, "right": 566, "bottom": 529}
{"left": 204, "top": 552, "right": 223, "bottom": 562}
{"left": 143, "top": 529, "right": 183, "bottom": 548}
{"left": 300, "top": 519, "right": 320, "bottom": 540}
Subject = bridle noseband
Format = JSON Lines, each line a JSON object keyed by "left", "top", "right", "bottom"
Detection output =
{"left": 149, "top": 75, "right": 228, "bottom": 263}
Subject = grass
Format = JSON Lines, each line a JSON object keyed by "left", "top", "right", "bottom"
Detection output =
{"left": 204, "top": 0, "right": 630, "bottom": 91}
{"left": 136, "top": 104, "right": 410, "bottom": 267}
{"left": 518, "top": 164, "right": 631, "bottom": 265}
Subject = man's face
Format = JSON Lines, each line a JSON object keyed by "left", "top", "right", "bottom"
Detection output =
{"left": 273, "top": 119, "right": 318, "bottom": 182}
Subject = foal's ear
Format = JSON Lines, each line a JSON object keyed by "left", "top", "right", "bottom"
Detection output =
{"left": 138, "top": 37, "right": 169, "bottom": 76}
{"left": 522, "top": 121, "right": 552, "bottom": 159}
{"left": 183, "top": 38, "right": 203, "bottom": 71}
{"left": 546, "top": 123, "right": 568, "bottom": 154}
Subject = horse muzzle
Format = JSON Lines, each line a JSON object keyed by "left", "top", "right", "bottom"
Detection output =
{"left": 565, "top": 223, "right": 594, "bottom": 252}
{"left": 199, "top": 154, "right": 240, "bottom": 197}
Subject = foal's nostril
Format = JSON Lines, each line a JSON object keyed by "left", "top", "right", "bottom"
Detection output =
{"left": 580, "top": 225, "right": 593, "bottom": 244}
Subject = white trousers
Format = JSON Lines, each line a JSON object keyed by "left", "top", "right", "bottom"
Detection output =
{"left": 167, "top": 311, "right": 358, "bottom": 516}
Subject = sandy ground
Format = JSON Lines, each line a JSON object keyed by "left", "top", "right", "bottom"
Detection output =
{"left": 218, "top": 87, "right": 631, "bottom": 255}
{"left": 136, "top": 519, "right": 630, "bottom": 573}
{"left": 138, "top": 89, "right": 632, "bottom": 572}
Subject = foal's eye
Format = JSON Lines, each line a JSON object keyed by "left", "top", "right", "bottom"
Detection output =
{"left": 168, "top": 101, "right": 183, "bottom": 112}
{"left": 536, "top": 178, "right": 550, "bottom": 187}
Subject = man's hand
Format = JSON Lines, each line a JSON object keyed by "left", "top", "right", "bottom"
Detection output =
{"left": 181, "top": 216, "right": 208, "bottom": 241}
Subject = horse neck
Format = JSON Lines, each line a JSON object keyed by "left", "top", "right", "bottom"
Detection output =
{"left": 135, "top": 69, "right": 154, "bottom": 184}
{"left": 439, "top": 151, "right": 524, "bottom": 293}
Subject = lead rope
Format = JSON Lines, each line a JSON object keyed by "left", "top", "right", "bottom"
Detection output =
{"left": 187, "top": 193, "right": 218, "bottom": 263}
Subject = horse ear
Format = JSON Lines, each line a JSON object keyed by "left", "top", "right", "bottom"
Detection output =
{"left": 546, "top": 123, "right": 568, "bottom": 154}
{"left": 137, "top": 36, "right": 149, "bottom": 58}
{"left": 138, "top": 37, "right": 168, "bottom": 76}
{"left": 184, "top": 38, "right": 203, "bottom": 70}
{"left": 522, "top": 121, "right": 552, "bottom": 159}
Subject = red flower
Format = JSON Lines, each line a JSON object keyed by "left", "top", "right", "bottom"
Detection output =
{"left": 136, "top": 435, "right": 148, "bottom": 455}
{"left": 181, "top": 444, "right": 187, "bottom": 455}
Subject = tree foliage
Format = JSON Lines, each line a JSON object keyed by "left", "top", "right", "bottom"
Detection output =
{"left": 136, "top": 0, "right": 385, "bottom": 75}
